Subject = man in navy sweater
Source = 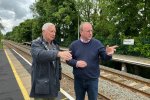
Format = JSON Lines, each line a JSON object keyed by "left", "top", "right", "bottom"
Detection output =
{"left": 66, "top": 22, "right": 118, "bottom": 100}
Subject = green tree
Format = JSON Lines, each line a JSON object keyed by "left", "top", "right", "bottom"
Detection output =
{"left": 31, "top": 18, "right": 43, "bottom": 40}
{"left": 3, "top": 31, "right": 11, "bottom": 40}
{"left": 93, "top": 0, "right": 118, "bottom": 38}
{"left": 14, "top": 19, "right": 33, "bottom": 42}
{"left": 30, "top": 0, "right": 79, "bottom": 47}
{"left": 30, "top": 0, "right": 47, "bottom": 39}
{"left": 0, "top": 18, "right": 4, "bottom": 41}
{"left": 108, "top": 0, "right": 150, "bottom": 37}
{"left": 0, "top": 18, "right": 4, "bottom": 32}
{"left": 76, "top": 0, "right": 95, "bottom": 22}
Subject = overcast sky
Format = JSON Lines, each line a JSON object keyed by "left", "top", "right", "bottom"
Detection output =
{"left": 0, "top": 0, "right": 35, "bottom": 34}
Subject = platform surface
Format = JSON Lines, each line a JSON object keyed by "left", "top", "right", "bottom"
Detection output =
{"left": 0, "top": 49, "right": 73, "bottom": 100}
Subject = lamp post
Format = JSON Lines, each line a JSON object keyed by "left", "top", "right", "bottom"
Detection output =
{"left": 32, "top": 33, "right": 33, "bottom": 41}
{"left": 78, "top": 15, "right": 79, "bottom": 39}
{"left": 77, "top": 4, "right": 80, "bottom": 40}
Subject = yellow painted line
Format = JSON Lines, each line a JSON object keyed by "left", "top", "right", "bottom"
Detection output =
{"left": 61, "top": 98, "right": 68, "bottom": 100}
{"left": 4, "top": 50, "right": 30, "bottom": 100}
{"left": 60, "top": 88, "right": 75, "bottom": 100}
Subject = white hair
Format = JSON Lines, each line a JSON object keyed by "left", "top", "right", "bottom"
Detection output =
{"left": 42, "top": 23, "right": 55, "bottom": 31}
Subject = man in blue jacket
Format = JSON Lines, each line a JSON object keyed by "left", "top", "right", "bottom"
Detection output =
{"left": 66, "top": 22, "right": 118, "bottom": 100}
{"left": 30, "top": 23, "right": 72, "bottom": 100}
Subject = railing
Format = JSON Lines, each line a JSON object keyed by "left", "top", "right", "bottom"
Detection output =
{"left": 56, "top": 37, "right": 150, "bottom": 59}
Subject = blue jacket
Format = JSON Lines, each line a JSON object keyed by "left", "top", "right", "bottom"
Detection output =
{"left": 66, "top": 38, "right": 112, "bottom": 79}
{"left": 30, "top": 36, "right": 62, "bottom": 98}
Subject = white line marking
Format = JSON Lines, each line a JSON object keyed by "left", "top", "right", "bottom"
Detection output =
{"left": 12, "top": 49, "right": 75, "bottom": 100}
{"left": 60, "top": 88, "right": 75, "bottom": 100}
{"left": 13, "top": 49, "right": 31, "bottom": 66}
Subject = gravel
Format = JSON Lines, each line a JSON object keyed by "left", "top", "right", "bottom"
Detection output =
{"left": 61, "top": 62, "right": 150, "bottom": 100}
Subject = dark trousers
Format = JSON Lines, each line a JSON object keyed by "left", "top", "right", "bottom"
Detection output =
{"left": 74, "top": 77, "right": 98, "bottom": 100}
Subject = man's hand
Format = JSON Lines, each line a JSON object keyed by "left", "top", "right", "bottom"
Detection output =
{"left": 106, "top": 45, "right": 118, "bottom": 56}
{"left": 57, "top": 51, "right": 72, "bottom": 61}
{"left": 77, "top": 60, "right": 87, "bottom": 68}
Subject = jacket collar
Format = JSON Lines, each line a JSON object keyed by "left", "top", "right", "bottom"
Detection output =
{"left": 40, "top": 35, "right": 58, "bottom": 45}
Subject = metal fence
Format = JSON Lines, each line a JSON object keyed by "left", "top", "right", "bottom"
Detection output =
{"left": 56, "top": 37, "right": 150, "bottom": 58}
{"left": 97, "top": 37, "right": 150, "bottom": 57}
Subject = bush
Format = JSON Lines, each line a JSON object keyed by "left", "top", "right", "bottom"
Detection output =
{"left": 0, "top": 42, "right": 2, "bottom": 49}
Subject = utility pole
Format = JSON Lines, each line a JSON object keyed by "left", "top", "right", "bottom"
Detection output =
{"left": 78, "top": 13, "right": 79, "bottom": 39}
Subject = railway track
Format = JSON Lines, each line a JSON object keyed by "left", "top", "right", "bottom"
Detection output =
{"left": 100, "top": 70, "right": 150, "bottom": 98}
{"left": 4, "top": 40, "right": 111, "bottom": 100}
{"left": 4, "top": 40, "right": 150, "bottom": 99}
{"left": 61, "top": 62, "right": 111, "bottom": 100}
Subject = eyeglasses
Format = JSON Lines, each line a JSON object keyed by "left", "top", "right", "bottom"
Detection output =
{"left": 82, "top": 30, "right": 93, "bottom": 33}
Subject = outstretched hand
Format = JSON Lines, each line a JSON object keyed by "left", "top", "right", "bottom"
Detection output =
{"left": 57, "top": 51, "right": 72, "bottom": 61}
{"left": 106, "top": 45, "right": 118, "bottom": 56}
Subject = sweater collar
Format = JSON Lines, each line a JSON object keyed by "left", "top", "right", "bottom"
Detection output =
{"left": 80, "top": 38, "right": 91, "bottom": 43}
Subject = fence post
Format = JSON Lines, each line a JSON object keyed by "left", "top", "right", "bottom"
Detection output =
{"left": 143, "top": 37, "right": 146, "bottom": 58}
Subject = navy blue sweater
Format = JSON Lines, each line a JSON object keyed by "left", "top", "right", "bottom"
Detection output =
{"left": 66, "top": 38, "right": 112, "bottom": 79}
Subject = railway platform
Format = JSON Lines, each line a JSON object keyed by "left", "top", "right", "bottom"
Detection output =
{"left": 59, "top": 46, "right": 150, "bottom": 75}
{"left": 0, "top": 49, "right": 74, "bottom": 100}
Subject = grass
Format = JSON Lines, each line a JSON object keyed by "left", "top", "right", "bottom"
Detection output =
{"left": 137, "top": 81, "right": 141, "bottom": 84}
{"left": 0, "top": 43, "right": 2, "bottom": 49}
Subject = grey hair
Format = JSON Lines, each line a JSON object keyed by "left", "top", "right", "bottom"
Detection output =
{"left": 42, "top": 23, "right": 55, "bottom": 31}
{"left": 80, "top": 22, "right": 91, "bottom": 31}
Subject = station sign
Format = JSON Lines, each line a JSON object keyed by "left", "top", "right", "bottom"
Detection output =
{"left": 123, "top": 39, "right": 134, "bottom": 45}
{"left": 61, "top": 38, "right": 64, "bottom": 42}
